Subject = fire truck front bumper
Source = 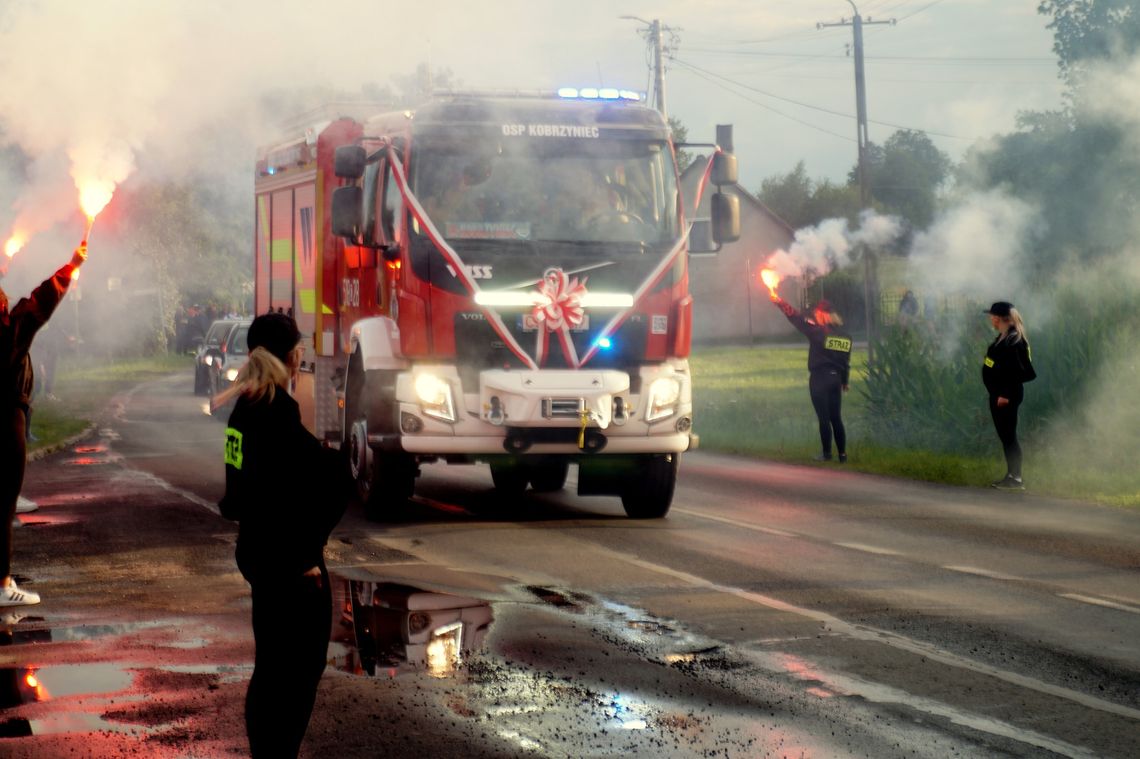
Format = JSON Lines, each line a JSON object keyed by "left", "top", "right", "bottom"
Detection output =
{"left": 386, "top": 363, "right": 696, "bottom": 455}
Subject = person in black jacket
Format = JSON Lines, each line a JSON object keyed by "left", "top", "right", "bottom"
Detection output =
{"left": 0, "top": 241, "right": 86, "bottom": 607}
{"left": 770, "top": 293, "right": 853, "bottom": 463}
{"left": 217, "top": 312, "right": 351, "bottom": 758}
{"left": 982, "top": 301, "right": 1035, "bottom": 490}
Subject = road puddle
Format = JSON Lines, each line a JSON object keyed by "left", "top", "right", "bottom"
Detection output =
{"left": 0, "top": 662, "right": 160, "bottom": 738}
{"left": 328, "top": 571, "right": 493, "bottom": 679}
{"left": 0, "top": 615, "right": 232, "bottom": 739}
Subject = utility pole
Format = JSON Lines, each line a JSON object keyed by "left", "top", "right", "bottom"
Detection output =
{"left": 621, "top": 16, "right": 674, "bottom": 118}
{"left": 818, "top": 1, "right": 894, "bottom": 359}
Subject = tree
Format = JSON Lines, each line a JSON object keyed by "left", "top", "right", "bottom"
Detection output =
{"left": 848, "top": 130, "right": 951, "bottom": 229}
{"left": 757, "top": 162, "right": 862, "bottom": 230}
{"left": 962, "top": 1, "right": 1140, "bottom": 271}
{"left": 757, "top": 161, "right": 813, "bottom": 228}
{"left": 1039, "top": 0, "right": 1140, "bottom": 93}
{"left": 667, "top": 117, "right": 693, "bottom": 173}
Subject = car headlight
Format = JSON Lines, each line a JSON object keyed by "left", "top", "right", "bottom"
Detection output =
{"left": 203, "top": 355, "right": 213, "bottom": 366}
{"left": 645, "top": 376, "right": 681, "bottom": 422}
{"left": 413, "top": 372, "right": 456, "bottom": 422}
{"left": 225, "top": 368, "right": 239, "bottom": 381}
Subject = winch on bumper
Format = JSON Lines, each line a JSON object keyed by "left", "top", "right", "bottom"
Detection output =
{"left": 382, "top": 362, "right": 696, "bottom": 455}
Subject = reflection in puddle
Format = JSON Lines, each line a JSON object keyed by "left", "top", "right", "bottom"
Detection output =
{"left": 30, "top": 663, "right": 134, "bottom": 699}
{"left": 330, "top": 575, "right": 493, "bottom": 679}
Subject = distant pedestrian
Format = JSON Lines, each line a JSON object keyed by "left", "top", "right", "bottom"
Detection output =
{"left": 0, "top": 241, "right": 87, "bottom": 606}
{"left": 770, "top": 292, "right": 853, "bottom": 462}
{"left": 217, "top": 312, "right": 351, "bottom": 758}
{"left": 982, "top": 301, "right": 1036, "bottom": 490}
{"left": 898, "top": 289, "right": 919, "bottom": 327}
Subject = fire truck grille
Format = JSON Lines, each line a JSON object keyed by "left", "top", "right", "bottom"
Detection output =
{"left": 454, "top": 312, "right": 649, "bottom": 386}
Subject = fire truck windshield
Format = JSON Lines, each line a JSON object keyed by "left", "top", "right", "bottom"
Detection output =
{"left": 411, "top": 138, "right": 680, "bottom": 247}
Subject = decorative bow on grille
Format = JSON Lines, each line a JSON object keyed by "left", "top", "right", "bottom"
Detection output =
{"left": 532, "top": 268, "right": 587, "bottom": 366}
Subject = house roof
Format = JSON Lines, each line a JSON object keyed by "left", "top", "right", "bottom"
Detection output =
{"left": 679, "top": 155, "right": 796, "bottom": 237}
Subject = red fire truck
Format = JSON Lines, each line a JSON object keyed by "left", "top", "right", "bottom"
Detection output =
{"left": 254, "top": 90, "right": 739, "bottom": 520}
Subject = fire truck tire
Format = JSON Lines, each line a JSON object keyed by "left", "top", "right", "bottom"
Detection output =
{"left": 362, "top": 452, "right": 417, "bottom": 522}
{"left": 490, "top": 461, "right": 529, "bottom": 496}
{"left": 620, "top": 454, "right": 678, "bottom": 519}
{"left": 529, "top": 460, "right": 569, "bottom": 492}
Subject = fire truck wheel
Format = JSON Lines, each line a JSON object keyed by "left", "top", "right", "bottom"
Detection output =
{"left": 362, "top": 452, "right": 417, "bottom": 523}
{"left": 529, "top": 460, "right": 569, "bottom": 492}
{"left": 490, "top": 461, "right": 529, "bottom": 497}
{"left": 620, "top": 454, "right": 678, "bottom": 519}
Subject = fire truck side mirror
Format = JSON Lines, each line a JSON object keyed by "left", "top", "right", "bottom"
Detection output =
{"left": 335, "top": 146, "right": 366, "bottom": 179}
{"left": 710, "top": 191, "right": 741, "bottom": 245}
{"left": 332, "top": 186, "right": 364, "bottom": 240}
{"left": 711, "top": 152, "right": 738, "bottom": 187}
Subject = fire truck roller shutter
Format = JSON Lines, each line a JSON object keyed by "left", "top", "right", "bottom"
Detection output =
{"left": 350, "top": 316, "right": 408, "bottom": 372}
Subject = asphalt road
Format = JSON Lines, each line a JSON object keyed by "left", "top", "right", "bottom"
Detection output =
{"left": 2, "top": 370, "right": 1137, "bottom": 758}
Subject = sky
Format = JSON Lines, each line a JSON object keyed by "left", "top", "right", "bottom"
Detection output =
{"left": 0, "top": 0, "right": 1063, "bottom": 272}
{"left": 385, "top": 0, "right": 1065, "bottom": 187}
{"left": 0, "top": 0, "right": 1062, "bottom": 203}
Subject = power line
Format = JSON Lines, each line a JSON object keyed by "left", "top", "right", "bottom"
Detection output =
{"left": 679, "top": 47, "right": 1055, "bottom": 65}
{"left": 671, "top": 57, "right": 973, "bottom": 140}
{"left": 670, "top": 59, "right": 856, "bottom": 143}
{"left": 897, "top": 0, "right": 950, "bottom": 22}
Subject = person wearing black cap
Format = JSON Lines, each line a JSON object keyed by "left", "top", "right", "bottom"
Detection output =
{"left": 769, "top": 292, "right": 853, "bottom": 462}
{"left": 982, "top": 301, "right": 1035, "bottom": 490}
{"left": 0, "top": 241, "right": 86, "bottom": 607}
{"left": 217, "top": 312, "right": 351, "bottom": 758}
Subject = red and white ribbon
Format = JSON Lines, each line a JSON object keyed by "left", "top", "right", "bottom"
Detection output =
{"left": 531, "top": 268, "right": 586, "bottom": 367}
{"left": 385, "top": 145, "right": 722, "bottom": 370}
{"left": 388, "top": 150, "right": 538, "bottom": 369}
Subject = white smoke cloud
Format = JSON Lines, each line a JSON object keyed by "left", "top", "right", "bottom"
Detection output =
{"left": 1081, "top": 54, "right": 1140, "bottom": 158}
{"left": 765, "top": 210, "right": 902, "bottom": 278}
{"left": 907, "top": 189, "right": 1041, "bottom": 301}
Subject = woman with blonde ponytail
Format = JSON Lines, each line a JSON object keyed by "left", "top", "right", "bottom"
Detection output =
{"left": 218, "top": 312, "right": 351, "bottom": 758}
{"left": 982, "top": 301, "right": 1036, "bottom": 490}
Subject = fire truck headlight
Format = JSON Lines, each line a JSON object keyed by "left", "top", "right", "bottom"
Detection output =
{"left": 414, "top": 372, "right": 456, "bottom": 423}
{"left": 204, "top": 355, "right": 213, "bottom": 367}
{"left": 225, "top": 368, "right": 239, "bottom": 382}
{"left": 645, "top": 377, "right": 681, "bottom": 422}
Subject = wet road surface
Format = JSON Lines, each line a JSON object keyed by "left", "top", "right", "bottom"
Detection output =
{"left": 1, "top": 371, "right": 1137, "bottom": 757}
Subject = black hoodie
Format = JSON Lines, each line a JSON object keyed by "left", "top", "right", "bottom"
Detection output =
{"left": 982, "top": 330, "right": 1036, "bottom": 399}
{"left": 219, "top": 389, "right": 351, "bottom": 584}
{"left": 1, "top": 264, "right": 75, "bottom": 411}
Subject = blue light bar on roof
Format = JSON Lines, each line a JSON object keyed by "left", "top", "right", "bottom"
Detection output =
{"left": 557, "top": 87, "right": 644, "bottom": 102}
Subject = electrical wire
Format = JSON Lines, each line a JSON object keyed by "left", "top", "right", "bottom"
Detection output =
{"left": 672, "top": 57, "right": 973, "bottom": 140}
{"left": 680, "top": 47, "right": 1054, "bottom": 66}
{"left": 671, "top": 60, "right": 856, "bottom": 143}
{"left": 897, "top": 0, "right": 949, "bottom": 22}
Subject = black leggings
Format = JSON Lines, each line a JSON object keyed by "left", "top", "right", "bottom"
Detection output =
{"left": 989, "top": 387, "right": 1024, "bottom": 478}
{"left": 809, "top": 371, "right": 846, "bottom": 457}
{"left": 246, "top": 562, "right": 333, "bottom": 758}
{"left": 0, "top": 407, "right": 28, "bottom": 580}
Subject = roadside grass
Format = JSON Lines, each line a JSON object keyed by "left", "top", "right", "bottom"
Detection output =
{"left": 691, "top": 345, "right": 1139, "bottom": 508}
{"left": 23, "top": 346, "right": 1137, "bottom": 508}
{"left": 27, "top": 353, "right": 193, "bottom": 455}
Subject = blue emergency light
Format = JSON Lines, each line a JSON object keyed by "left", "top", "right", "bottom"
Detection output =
{"left": 557, "top": 87, "right": 643, "bottom": 103}
{"left": 595, "top": 336, "right": 613, "bottom": 350}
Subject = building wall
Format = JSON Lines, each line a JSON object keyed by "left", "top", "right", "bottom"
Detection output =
{"left": 685, "top": 182, "right": 799, "bottom": 343}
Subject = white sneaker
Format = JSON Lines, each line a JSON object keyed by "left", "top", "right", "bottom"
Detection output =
{"left": 15, "top": 496, "right": 38, "bottom": 514}
{"left": 0, "top": 581, "right": 40, "bottom": 606}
